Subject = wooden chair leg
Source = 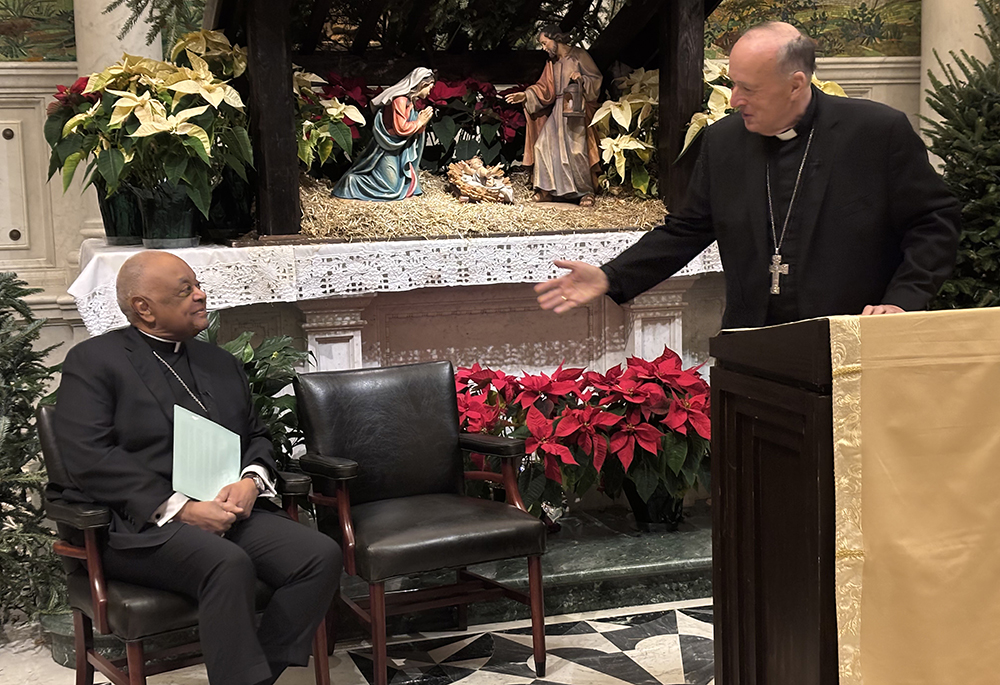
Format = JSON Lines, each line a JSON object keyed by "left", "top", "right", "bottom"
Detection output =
{"left": 125, "top": 640, "right": 146, "bottom": 685}
{"left": 370, "top": 582, "right": 387, "bottom": 685}
{"left": 528, "top": 555, "right": 546, "bottom": 677}
{"left": 456, "top": 569, "right": 468, "bottom": 631}
{"left": 325, "top": 591, "right": 339, "bottom": 655}
{"left": 72, "top": 609, "right": 95, "bottom": 685}
{"left": 312, "top": 619, "right": 330, "bottom": 685}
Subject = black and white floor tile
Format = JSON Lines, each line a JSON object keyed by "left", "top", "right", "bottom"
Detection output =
{"left": 327, "top": 599, "right": 715, "bottom": 685}
{"left": 0, "top": 599, "right": 715, "bottom": 684}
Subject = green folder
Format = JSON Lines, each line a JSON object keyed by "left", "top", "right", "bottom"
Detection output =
{"left": 172, "top": 405, "right": 241, "bottom": 502}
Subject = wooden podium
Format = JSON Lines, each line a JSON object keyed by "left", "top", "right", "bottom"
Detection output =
{"left": 710, "top": 318, "right": 839, "bottom": 685}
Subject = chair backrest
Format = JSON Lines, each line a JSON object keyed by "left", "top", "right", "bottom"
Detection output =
{"left": 294, "top": 361, "right": 463, "bottom": 505}
{"left": 37, "top": 404, "right": 71, "bottom": 488}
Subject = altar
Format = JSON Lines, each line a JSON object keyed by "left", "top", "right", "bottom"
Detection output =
{"left": 68, "top": 234, "right": 724, "bottom": 373}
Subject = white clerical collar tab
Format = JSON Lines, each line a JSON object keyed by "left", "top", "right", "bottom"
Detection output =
{"left": 775, "top": 128, "right": 798, "bottom": 141}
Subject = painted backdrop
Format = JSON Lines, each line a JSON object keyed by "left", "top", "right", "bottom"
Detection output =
{"left": 707, "top": 0, "right": 921, "bottom": 58}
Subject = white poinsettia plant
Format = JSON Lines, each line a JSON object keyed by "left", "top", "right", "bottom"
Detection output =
{"left": 292, "top": 69, "right": 367, "bottom": 169}
{"left": 680, "top": 59, "right": 849, "bottom": 158}
{"left": 45, "top": 32, "right": 253, "bottom": 217}
{"left": 590, "top": 67, "right": 659, "bottom": 196}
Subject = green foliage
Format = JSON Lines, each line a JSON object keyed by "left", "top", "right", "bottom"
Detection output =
{"left": 0, "top": 273, "right": 64, "bottom": 622}
{"left": 419, "top": 79, "right": 527, "bottom": 174}
{"left": 591, "top": 68, "right": 659, "bottom": 197}
{"left": 196, "top": 313, "right": 310, "bottom": 469}
{"left": 103, "top": 0, "right": 203, "bottom": 46}
{"left": 924, "top": 0, "right": 1000, "bottom": 309}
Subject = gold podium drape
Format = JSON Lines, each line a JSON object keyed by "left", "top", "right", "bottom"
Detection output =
{"left": 830, "top": 309, "right": 1000, "bottom": 684}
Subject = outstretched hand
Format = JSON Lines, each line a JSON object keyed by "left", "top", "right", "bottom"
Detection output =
{"left": 505, "top": 92, "right": 527, "bottom": 105}
{"left": 535, "top": 260, "right": 610, "bottom": 313}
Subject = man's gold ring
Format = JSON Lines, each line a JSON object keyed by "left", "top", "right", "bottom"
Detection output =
{"left": 560, "top": 295, "right": 568, "bottom": 301}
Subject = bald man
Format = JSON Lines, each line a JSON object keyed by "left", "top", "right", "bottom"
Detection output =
{"left": 536, "top": 21, "right": 960, "bottom": 327}
{"left": 54, "top": 251, "right": 341, "bottom": 685}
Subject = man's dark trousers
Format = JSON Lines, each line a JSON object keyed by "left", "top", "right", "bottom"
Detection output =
{"left": 103, "top": 506, "right": 341, "bottom": 685}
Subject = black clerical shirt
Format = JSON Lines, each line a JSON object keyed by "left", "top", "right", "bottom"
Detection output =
{"left": 763, "top": 86, "right": 820, "bottom": 325}
{"left": 139, "top": 332, "right": 210, "bottom": 417}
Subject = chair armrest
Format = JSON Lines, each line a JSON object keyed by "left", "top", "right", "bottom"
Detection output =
{"left": 459, "top": 433, "right": 525, "bottom": 457}
{"left": 276, "top": 470, "right": 311, "bottom": 497}
{"left": 300, "top": 453, "right": 359, "bottom": 480}
{"left": 44, "top": 498, "right": 111, "bottom": 530}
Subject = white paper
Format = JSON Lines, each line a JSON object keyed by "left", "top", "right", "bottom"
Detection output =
{"left": 172, "top": 405, "right": 241, "bottom": 502}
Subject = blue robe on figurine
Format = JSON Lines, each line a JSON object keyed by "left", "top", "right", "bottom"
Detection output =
{"left": 332, "top": 68, "right": 434, "bottom": 202}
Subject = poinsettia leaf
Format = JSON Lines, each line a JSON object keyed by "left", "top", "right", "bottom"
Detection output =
{"left": 45, "top": 110, "right": 72, "bottom": 147}
{"left": 662, "top": 431, "right": 688, "bottom": 476}
{"left": 629, "top": 459, "right": 658, "bottom": 503}
{"left": 328, "top": 120, "right": 353, "bottom": 157}
{"left": 61, "top": 151, "right": 84, "bottom": 192}
{"left": 431, "top": 115, "right": 458, "bottom": 150}
{"left": 96, "top": 148, "right": 126, "bottom": 192}
{"left": 184, "top": 181, "right": 212, "bottom": 219}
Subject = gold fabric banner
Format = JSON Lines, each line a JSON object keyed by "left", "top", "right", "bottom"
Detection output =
{"left": 832, "top": 308, "right": 1000, "bottom": 684}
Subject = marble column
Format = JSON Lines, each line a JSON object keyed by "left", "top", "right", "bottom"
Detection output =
{"left": 919, "top": 0, "right": 990, "bottom": 128}
{"left": 70, "top": 1, "right": 163, "bottom": 255}
{"left": 298, "top": 297, "right": 374, "bottom": 371}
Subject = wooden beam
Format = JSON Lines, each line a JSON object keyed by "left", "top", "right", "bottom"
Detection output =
{"left": 246, "top": 0, "right": 300, "bottom": 235}
{"left": 659, "top": 0, "right": 704, "bottom": 209}
{"left": 560, "top": 0, "right": 594, "bottom": 33}
{"left": 291, "top": 50, "right": 548, "bottom": 85}
{"left": 350, "top": 0, "right": 393, "bottom": 55}
{"left": 498, "top": 0, "right": 546, "bottom": 50}
{"left": 588, "top": 0, "right": 669, "bottom": 71}
{"left": 398, "top": 0, "right": 437, "bottom": 54}
{"left": 301, "top": 0, "right": 335, "bottom": 55}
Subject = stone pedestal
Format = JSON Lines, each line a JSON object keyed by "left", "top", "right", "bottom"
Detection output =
{"left": 622, "top": 277, "right": 696, "bottom": 361}
{"left": 299, "top": 297, "right": 373, "bottom": 371}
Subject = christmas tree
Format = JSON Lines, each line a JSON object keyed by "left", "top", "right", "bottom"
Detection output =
{"left": 924, "top": 0, "right": 1000, "bottom": 309}
{"left": 0, "top": 273, "right": 63, "bottom": 623}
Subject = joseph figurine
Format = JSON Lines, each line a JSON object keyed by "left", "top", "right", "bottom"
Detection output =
{"left": 506, "top": 24, "right": 602, "bottom": 206}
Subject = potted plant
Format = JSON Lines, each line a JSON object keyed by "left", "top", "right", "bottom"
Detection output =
{"left": 46, "top": 49, "right": 253, "bottom": 248}
{"left": 44, "top": 77, "right": 143, "bottom": 245}
{"left": 589, "top": 67, "right": 659, "bottom": 196}
{"left": 454, "top": 347, "right": 711, "bottom": 529}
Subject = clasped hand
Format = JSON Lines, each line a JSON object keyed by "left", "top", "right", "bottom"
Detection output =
{"left": 177, "top": 478, "right": 258, "bottom": 535}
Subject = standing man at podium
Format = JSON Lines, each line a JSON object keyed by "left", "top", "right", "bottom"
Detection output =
{"left": 535, "top": 21, "right": 961, "bottom": 328}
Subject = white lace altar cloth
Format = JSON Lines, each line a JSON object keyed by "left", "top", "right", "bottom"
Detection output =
{"left": 69, "top": 233, "right": 722, "bottom": 336}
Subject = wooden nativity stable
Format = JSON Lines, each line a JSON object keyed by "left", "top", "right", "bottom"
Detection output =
{"left": 201, "top": 0, "right": 723, "bottom": 238}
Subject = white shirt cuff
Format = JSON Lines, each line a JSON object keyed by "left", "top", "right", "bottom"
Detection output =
{"left": 151, "top": 492, "right": 190, "bottom": 526}
{"left": 240, "top": 464, "right": 277, "bottom": 497}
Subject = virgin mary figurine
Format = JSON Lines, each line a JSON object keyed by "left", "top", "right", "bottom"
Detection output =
{"left": 332, "top": 67, "right": 435, "bottom": 201}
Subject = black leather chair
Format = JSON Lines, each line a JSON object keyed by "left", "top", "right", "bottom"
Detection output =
{"left": 294, "top": 361, "right": 547, "bottom": 685}
{"left": 36, "top": 404, "right": 331, "bottom": 685}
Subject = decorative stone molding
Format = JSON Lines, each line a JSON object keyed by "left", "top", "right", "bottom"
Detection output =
{"left": 298, "top": 297, "right": 373, "bottom": 371}
{"left": 621, "top": 277, "right": 697, "bottom": 362}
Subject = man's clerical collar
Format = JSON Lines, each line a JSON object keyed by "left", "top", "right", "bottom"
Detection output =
{"left": 137, "top": 328, "right": 183, "bottom": 353}
{"left": 773, "top": 83, "right": 819, "bottom": 141}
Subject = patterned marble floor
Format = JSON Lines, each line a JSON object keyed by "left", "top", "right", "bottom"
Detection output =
{"left": 0, "top": 599, "right": 715, "bottom": 685}
{"left": 329, "top": 598, "right": 716, "bottom": 685}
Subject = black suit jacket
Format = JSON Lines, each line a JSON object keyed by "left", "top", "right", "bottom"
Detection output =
{"left": 54, "top": 326, "right": 277, "bottom": 549}
{"left": 602, "top": 89, "right": 961, "bottom": 328}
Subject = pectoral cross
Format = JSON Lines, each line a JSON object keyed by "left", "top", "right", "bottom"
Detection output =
{"left": 769, "top": 253, "right": 789, "bottom": 295}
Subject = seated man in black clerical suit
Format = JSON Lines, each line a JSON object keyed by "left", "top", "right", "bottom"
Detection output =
{"left": 54, "top": 250, "right": 341, "bottom": 685}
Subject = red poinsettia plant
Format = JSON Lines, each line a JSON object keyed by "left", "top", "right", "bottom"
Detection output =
{"left": 455, "top": 347, "right": 711, "bottom": 516}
